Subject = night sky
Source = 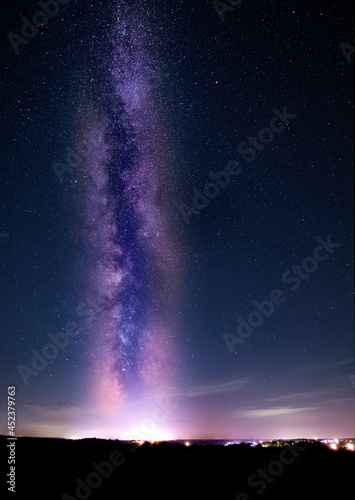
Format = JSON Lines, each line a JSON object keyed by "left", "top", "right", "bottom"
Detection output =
{"left": 0, "top": 0, "right": 354, "bottom": 441}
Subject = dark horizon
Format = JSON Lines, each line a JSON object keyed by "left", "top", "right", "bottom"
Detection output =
{"left": 3, "top": 434, "right": 354, "bottom": 499}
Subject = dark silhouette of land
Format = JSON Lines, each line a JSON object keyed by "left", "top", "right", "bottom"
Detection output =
{"left": 2, "top": 436, "right": 354, "bottom": 499}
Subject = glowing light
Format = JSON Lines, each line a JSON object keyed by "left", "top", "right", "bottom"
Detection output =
{"left": 124, "top": 430, "right": 172, "bottom": 442}
{"left": 185, "top": 441, "right": 190, "bottom": 447}
{"left": 144, "top": 431, "right": 174, "bottom": 442}
{"left": 346, "top": 443, "right": 354, "bottom": 451}
{"left": 330, "top": 443, "right": 337, "bottom": 450}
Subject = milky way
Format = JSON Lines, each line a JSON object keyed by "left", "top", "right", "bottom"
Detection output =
{"left": 74, "top": 3, "right": 182, "bottom": 410}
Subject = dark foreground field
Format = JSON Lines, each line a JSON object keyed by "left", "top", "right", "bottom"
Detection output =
{"left": 2, "top": 436, "right": 355, "bottom": 500}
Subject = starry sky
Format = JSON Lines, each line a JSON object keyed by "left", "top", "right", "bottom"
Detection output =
{"left": 0, "top": 0, "right": 354, "bottom": 440}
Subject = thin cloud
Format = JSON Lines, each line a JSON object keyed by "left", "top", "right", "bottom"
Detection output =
{"left": 187, "top": 375, "right": 252, "bottom": 397}
{"left": 294, "top": 357, "right": 354, "bottom": 373}
{"left": 236, "top": 406, "right": 319, "bottom": 418}
{"left": 24, "top": 402, "right": 80, "bottom": 413}
{"left": 267, "top": 383, "right": 353, "bottom": 405}
{"left": 268, "top": 388, "right": 337, "bottom": 402}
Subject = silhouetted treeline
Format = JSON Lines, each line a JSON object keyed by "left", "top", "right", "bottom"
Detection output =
{"left": 1, "top": 436, "right": 354, "bottom": 500}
